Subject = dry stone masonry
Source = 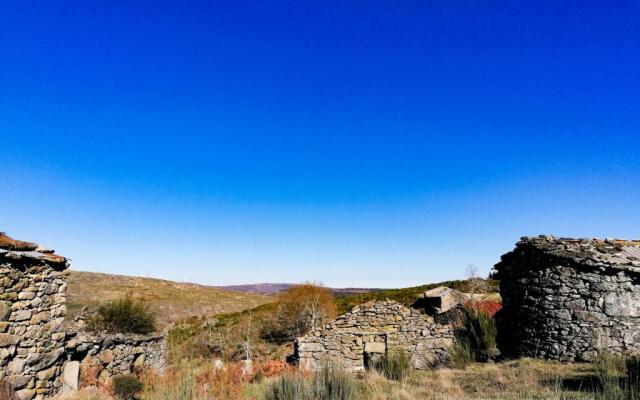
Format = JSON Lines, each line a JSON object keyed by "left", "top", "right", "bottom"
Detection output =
{"left": 0, "top": 233, "right": 69, "bottom": 399}
{"left": 63, "top": 329, "right": 165, "bottom": 390}
{"left": 0, "top": 233, "right": 166, "bottom": 399}
{"left": 495, "top": 236, "right": 640, "bottom": 362}
{"left": 295, "top": 300, "right": 455, "bottom": 372}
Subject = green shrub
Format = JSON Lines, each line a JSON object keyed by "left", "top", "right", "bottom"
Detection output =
{"left": 464, "top": 305, "right": 497, "bottom": 361}
{"left": 449, "top": 339, "right": 474, "bottom": 369}
{"left": 113, "top": 374, "right": 143, "bottom": 400}
{"left": 90, "top": 293, "right": 156, "bottom": 334}
{"left": 627, "top": 356, "right": 640, "bottom": 399}
{"left": 368, "top": 350, "right": 411, "bottom": 381}
{"left": 311, "top": 366, "right": 356, "bottom": 400}
{"left": 263, "top": 366, "right": 358, "bottom": 400}
{"left": 263, "top": 374, "right": 309, "bottom": 400}
{"left": 593, "top": 353, "right": 640, "bottom": 400}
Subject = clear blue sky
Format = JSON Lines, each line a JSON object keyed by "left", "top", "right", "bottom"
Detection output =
{"left": 1, "top": 1, "right": 639, "bottom": 287}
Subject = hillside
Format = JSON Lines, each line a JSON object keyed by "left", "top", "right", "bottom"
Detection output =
{"left": 217, "top": 282, "right": 379, "bottom": 296}
{"left": 335, "top": 278, "right": 500, "bottom": 314}
{"left": 66, "top": 271, "right": 273, "bottom": 328}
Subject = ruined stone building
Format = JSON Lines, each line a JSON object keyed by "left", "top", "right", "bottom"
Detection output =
{"left": 0, "top": 233, "right": 69, "bottom": 398}
{"left": 0, "top": 233, "right": 165, "bottom": 399}
{"left": 495, "top": 236, "right": 640, "bottom": 362}
{"left": 295, "top": 299, "right": 456, "bottom": 372}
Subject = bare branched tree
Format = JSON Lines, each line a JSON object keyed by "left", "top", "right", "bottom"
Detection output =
{"left": 465, "top": 264, "right": 487, "bottom": 300}
{"left": 240, "top": 312, "right": 253, "bottom": 361}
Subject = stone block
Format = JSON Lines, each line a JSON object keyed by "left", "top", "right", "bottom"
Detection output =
{"left": 61, "top": 361, "right": 79, "bottom": 394}
{"left": 0, "top": 333, "right": 19, "bottom": 347}
{"left": 18, "top": 292, "right": 35, "bottom": 301}
{"left": 29, "top": 312, "right": 50, "bottom": 325}
{"left": 36, "top": 366, "right": 57, "bottom": 381}
{"left": 0, "top": 301, "right": 11, "bottom": 321}
{"left": 364, "top": 341, "right": 386, "bottom": 353}
{"left": 8, "top": 358, "right": 26, "bottom": 374}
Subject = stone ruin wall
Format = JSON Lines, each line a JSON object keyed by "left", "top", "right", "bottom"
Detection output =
{"left": 1, "top": 242, "right": 165, "bottom": 399}
{"left": 497, "top": 250, "right": 640, "bottom": 362}
{"left": 0, "top": 257, "right": 69, "bottom": 399}
{"left": 295, "top": 300, "right": 454, "bottom": 372}
{"left": 63, "top": 331, "right": 165, "bottom": 391}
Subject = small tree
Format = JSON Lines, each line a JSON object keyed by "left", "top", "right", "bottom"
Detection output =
{"left": 465, "top": 264, "right": 487, "bottom": 298}
{"left": 265, "top": 283, "right": 336, "bottom": 341}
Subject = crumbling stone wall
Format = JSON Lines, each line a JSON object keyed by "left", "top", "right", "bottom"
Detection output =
{"left": 495, "top": 236, "right": 640, "bottom": 362}
{"left": 0, "top": 233, "right": 166, "bottom": 399}
{"left": 0, "top": 247, "right": 69, "bottom": 399}
{"left": 63, "top": 331, "right": 165, "bottom": 391}
{"left": 295, "top": 300, "right": 454, "bottom": 372}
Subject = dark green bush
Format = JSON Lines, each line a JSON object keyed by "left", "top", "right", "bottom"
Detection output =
{"left": 463, "top": 305, "right": 497, "bottom": 361}
{"left": 449, "top": 339, "right": 474, "bottom": 369}
{"left": 368, "top": 350, "right": 411, "bottom": 381}
{"left": 593, "top": 353, "right": 640, "bottom": 400}
{"left": 90, "top": 293, "right": 156, "bottom": 334}
{"left": 627, "top": 356, "right": 640, "bottom": 399}
{"left": 113, "top": 374, "right": 143, "bottom": 400}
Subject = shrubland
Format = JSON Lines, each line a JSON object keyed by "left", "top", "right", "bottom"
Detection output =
{"left": 62, "top": 278, "right": 640, "bottom": 400}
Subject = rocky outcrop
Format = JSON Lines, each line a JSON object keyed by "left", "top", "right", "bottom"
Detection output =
{"left": 295, "top": 300, "right": 455, "bottom": 372}
{"left": 495, "top": 235, "right": 640, "bottom": 362}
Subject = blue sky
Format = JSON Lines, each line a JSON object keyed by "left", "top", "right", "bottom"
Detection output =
{"left": 1, "top": 1, "right": 639, "bottom": 287}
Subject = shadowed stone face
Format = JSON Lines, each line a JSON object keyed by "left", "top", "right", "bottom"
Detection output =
{"left": 495, "top": 236, "right": 640, "bottom": 362}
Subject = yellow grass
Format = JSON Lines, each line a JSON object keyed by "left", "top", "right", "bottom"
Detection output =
{"left": 66, "top": 271, "right": 273, "bottom": 328}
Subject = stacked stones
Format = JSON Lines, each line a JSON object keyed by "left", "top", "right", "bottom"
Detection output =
{"left": 495, "top": 235, "right": 640, "bottom": 362}
{"left": 64, "top": 329, "right": 165, "bottom": 388}
{"left": 295, "top": 300, "right": 454, "bottom": 372}
{"left": 0, "top": 232, "right": 167, "bottom": 398}
{"left": 0, "top": 233, "right": 69, "bottom": 400}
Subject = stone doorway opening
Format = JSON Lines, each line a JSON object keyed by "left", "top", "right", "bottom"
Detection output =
{"left": 363, "top": 334, "right": 387, "bottom": 370}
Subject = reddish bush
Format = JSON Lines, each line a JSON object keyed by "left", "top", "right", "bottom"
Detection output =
{"left": 258, "top": 360, "right": 291, "bottom": 377}
{"left": 465, "top": 300, "right": 502, "bottom": 318}
{"left": 195, "top": 362, "right": 244, "bottom": 399}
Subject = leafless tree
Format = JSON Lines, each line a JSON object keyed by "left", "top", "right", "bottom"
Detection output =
{"left": 240, "top": 312, "right": 253, "bottom": 361}
{"left": 465, "top": 264, "right": 487, "bottom": 300}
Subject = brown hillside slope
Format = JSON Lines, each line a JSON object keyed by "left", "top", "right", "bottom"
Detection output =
{"left": 66, "top": 271, "right": 273, "bottom": 328}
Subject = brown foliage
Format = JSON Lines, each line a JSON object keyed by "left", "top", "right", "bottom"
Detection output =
{"left": 263, "top": 283, "right": 336, "bottom": 341}
{"left": 258, "top": 360, "right": 293, "bottom": 378}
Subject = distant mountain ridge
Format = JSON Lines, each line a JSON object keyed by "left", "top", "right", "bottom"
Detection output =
{"left": 216, "top": 283, "right": 381, "bottom": 296}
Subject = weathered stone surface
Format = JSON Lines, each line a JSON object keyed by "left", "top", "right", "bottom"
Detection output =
{"left": 0, "top": 333, "right": 19, "bottom": 347}
{"left": 61, "top": 361, "right": 79, "bottom": 394}
{"left": 0, "top": 232, "right": 166, "bottom": 397}
{"left": 15, "top": 388, "right": 35, "bottom": 400}
{"left": 36, "top": 366, "right": 57, "bottom": 381}
{"left": 364, "top": 341, "right": 385, "bottom": 353}
{"left": 495, "top": 236, "right": 640, "bottom": 362}
{"left": 295, "top": 300, "right": 455, "bottom": 371}
{"left": 0, "top": 301, "right": 11, "bottom": 321}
